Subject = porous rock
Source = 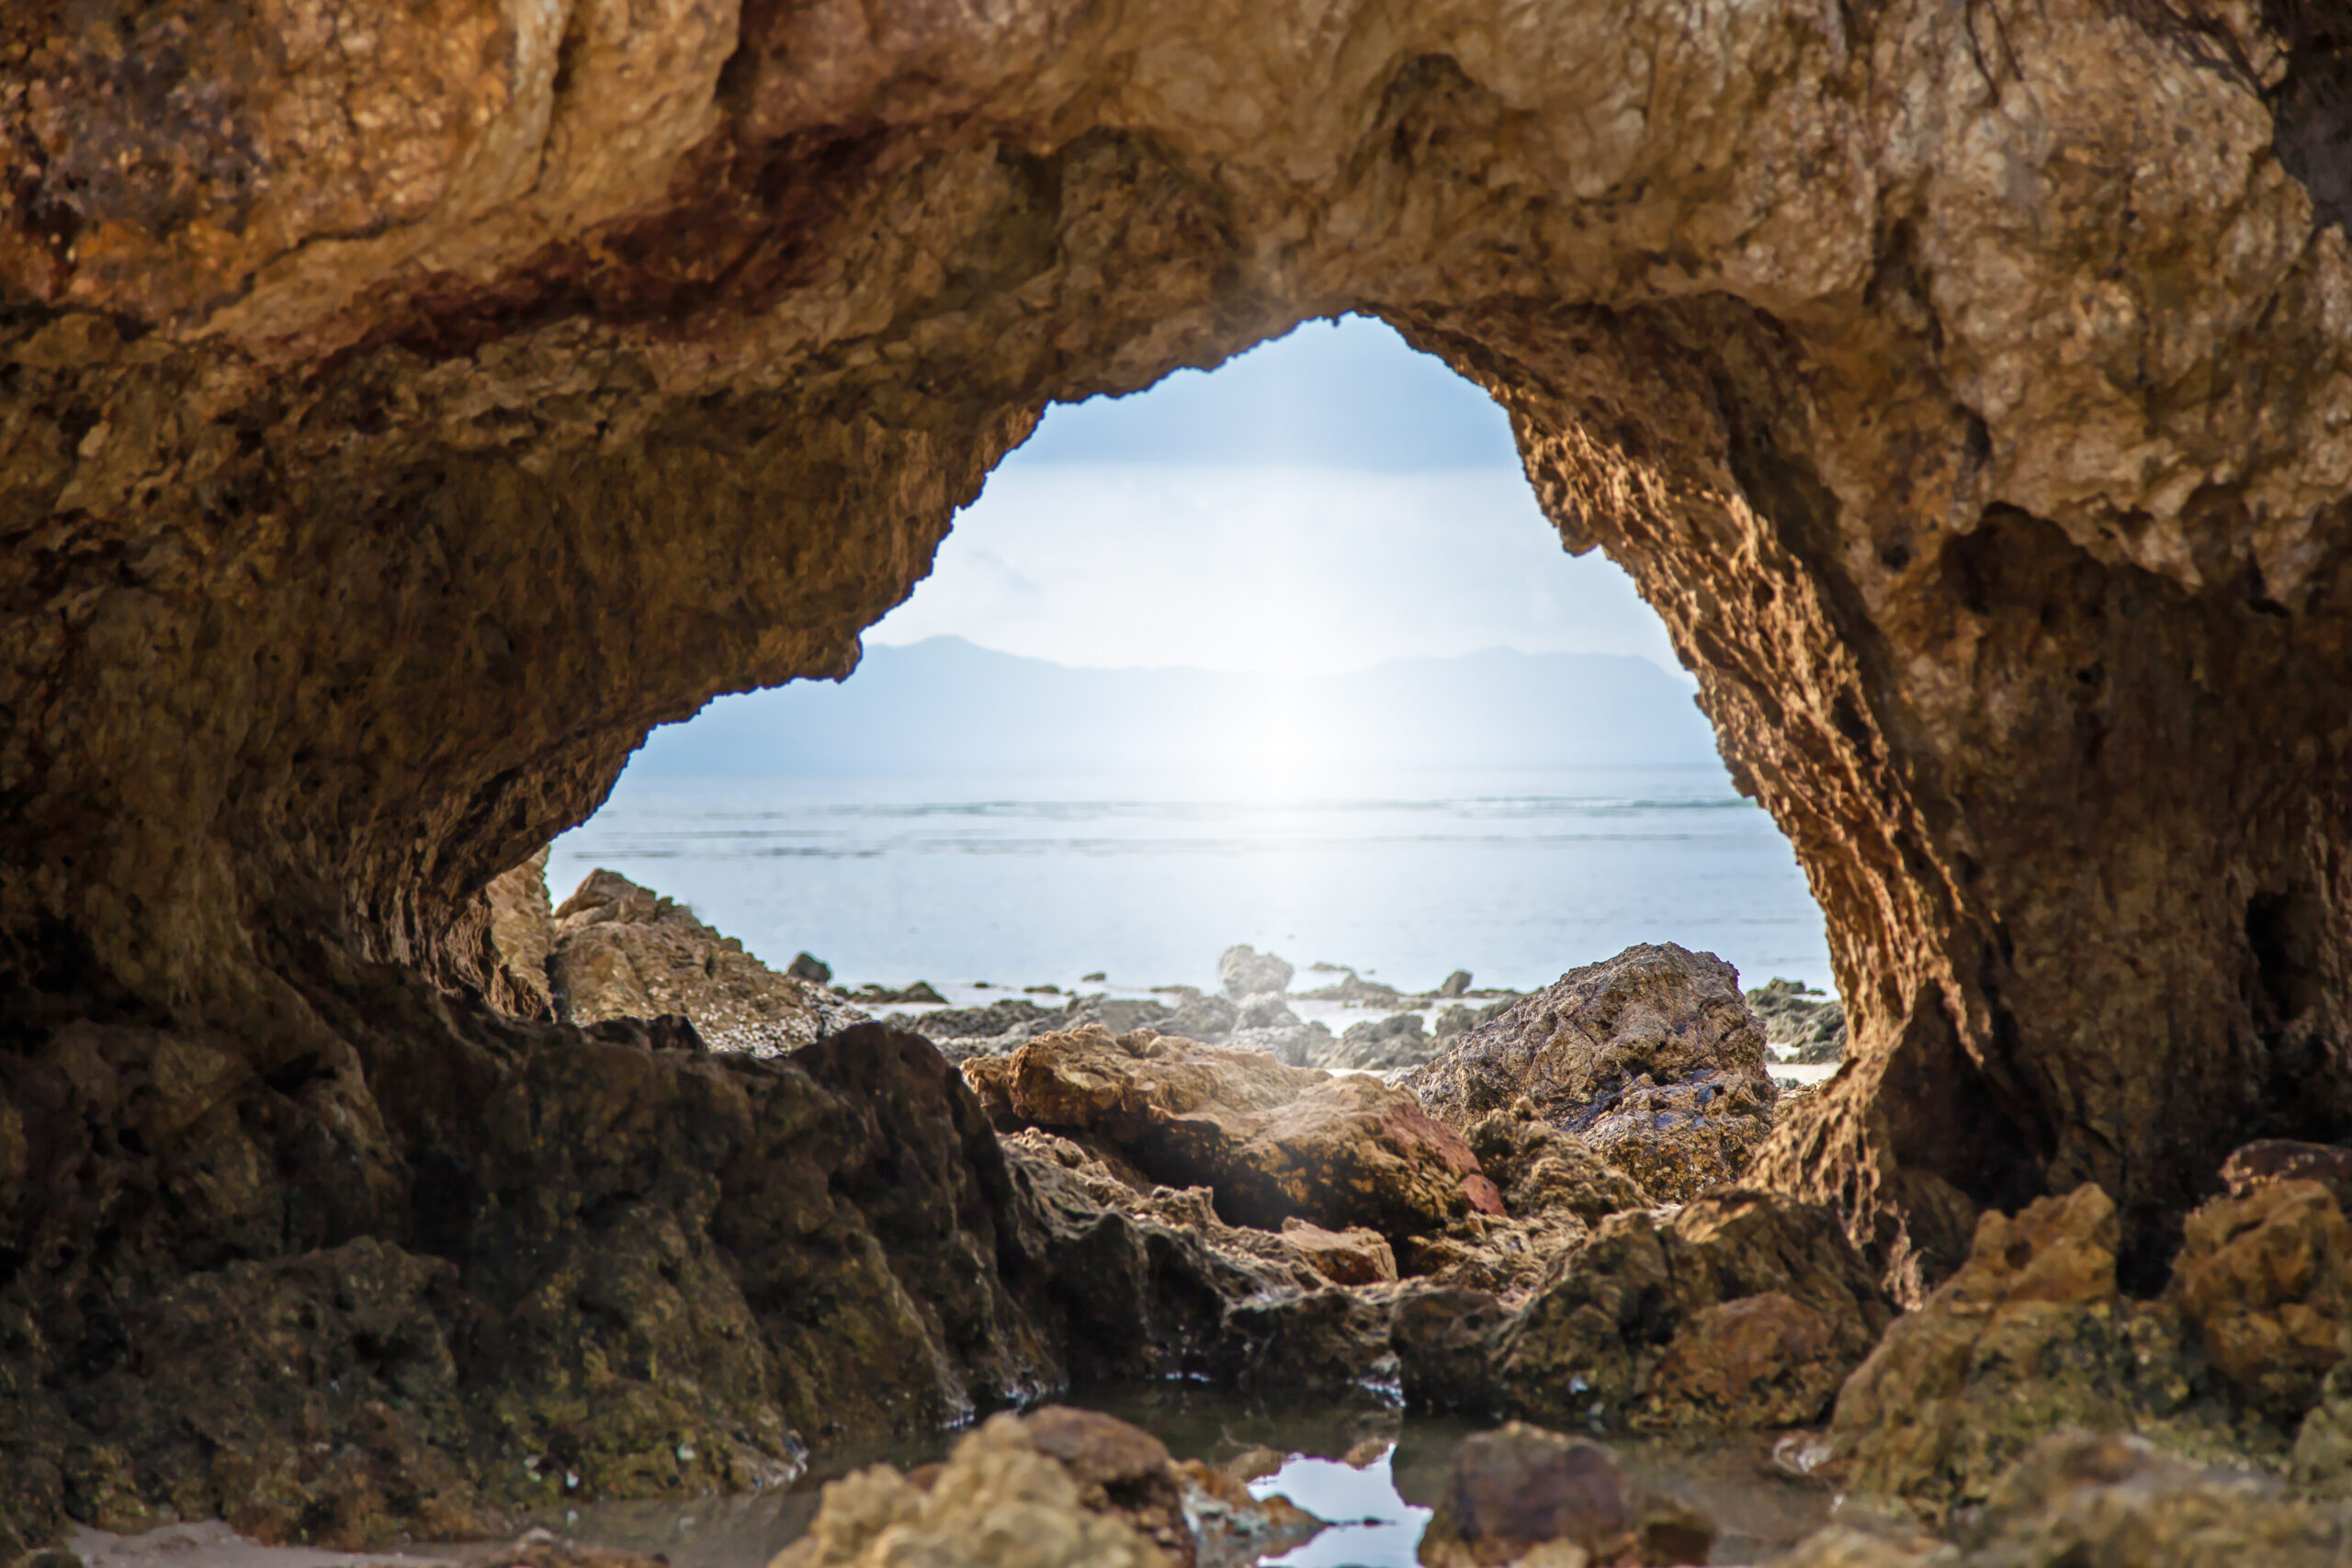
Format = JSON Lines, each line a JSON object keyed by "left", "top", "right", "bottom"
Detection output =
{"left": 1826, "top": 1184, "right": 2220, "bottom": 1517}
{"left": 1500, "top": 1190, "right": 1894, "bottom": 1432}
{"left": 968, "top": 1027, "right": 1503, "bottom": 1239}
{"left": 549, "top": 870, "right": 866, "bottom": 1054}
{"left": 1405, "top": 945, "right": 1779, "bottom": 1202}
{"left": 772, "top": 1406, "right": 1321, "bottom": 1568}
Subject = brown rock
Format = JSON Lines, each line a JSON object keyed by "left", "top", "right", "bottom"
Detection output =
{"left": 1279, "top": 1217, "right": 1400, "bottom": 1286}
{"left": 549, "top": 870, "right": 869, "bottom": 1053}
{"left": 771, "top": 1408, "right": 1321, "bottom": 1568}
{"left": 2169, "top": 1177, "right": 2352, "bottom": 1421}
{"left": 1406, "top": 946, "right": 1779, "bottom": 1203}
{"left": 1501, "top": 1190, "right": 1894, "bottom": 1432}
{"left": 14, "top": 0, "right": 2352, "bottom": 1546}
{"left": 1414, "top": 1423, "right": 1715, "bottom": 1568}
{"left": 2223, "top": 1140, "right": 2352, "bottom": 1212}
{"left": 970, "top": 1028, "right": 1499, "bottom": 1239}
{"left": 481, "top": 848, "right": 559, "bottom": 1021}
{"left": 1826, "top": 1184, "right": 2222, "bottom": 1517}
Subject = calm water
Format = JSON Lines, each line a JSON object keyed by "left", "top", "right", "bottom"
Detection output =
{"left": 549, "top": 1382, "right": 1835, "bottom": 1568}
{"left": 547, "top": 766, "right": 1834, "bottom": 996}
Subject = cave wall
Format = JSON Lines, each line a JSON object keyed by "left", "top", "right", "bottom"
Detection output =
{"left": 6, "top": 0, "right": 2352, "bottom": 1303}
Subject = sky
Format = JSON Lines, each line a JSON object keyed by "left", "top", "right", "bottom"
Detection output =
{"left": 865, "top": 314, "right": 1688, "bottom": 679}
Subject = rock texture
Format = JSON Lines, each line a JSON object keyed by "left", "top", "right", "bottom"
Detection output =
{"left": 10, "top": 0, "right": 2352, "bottom": 1533}
{"left": 1414, "top": 1423, "right": 1715, "bottom": 1568}
{"left": 967, "top": 1027, "right": 1503, "bottom": 1238}
{"left": 772, "top": 1406, "right": 1321, "bottom": 1568}
{"left": 548, "top": 870, "right": 867, "bottom": 1052}
{"left": 1406, "top": 946, "right": 1781, "bottom": 1202}
{"left": 1747, "top": 978, "right": 1847, "bottom": 1066}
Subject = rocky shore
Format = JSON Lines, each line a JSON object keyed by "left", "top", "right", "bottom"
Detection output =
{"left": 162, "top": 862, "right": 2314, "bottom": 1566}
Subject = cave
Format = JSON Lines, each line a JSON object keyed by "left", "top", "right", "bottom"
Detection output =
{"left": 6, "top": 0, "right": 2352, "bottom": 1551}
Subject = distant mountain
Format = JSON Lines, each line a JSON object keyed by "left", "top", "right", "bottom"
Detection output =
{"left": 628, "top": 637, "right": 1722, "bottom": 774}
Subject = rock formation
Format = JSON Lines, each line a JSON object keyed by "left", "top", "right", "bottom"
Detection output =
{"left": 1406, "top": 944, "right": 1782, "bottom": 1201}
{"left": 9, "top": 0, "right": 2352, "bottom": 1546}
{"left": 547, "top": 869, "right": 867, "bottom": 1052}
{"left": 1748, "top": 977, "right": 1848, "bottom": 1066}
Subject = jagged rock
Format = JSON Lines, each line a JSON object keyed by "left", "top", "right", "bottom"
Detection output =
{"left": 1406, "top": 945, "right": 1779, "bottom": 1202}
{"left": 1437, "top": 971, "right": 1473, "bottom": 998}
{"left": 1396, "top": 1103, "right": 1658, "bottom": 1297}
{"left": 770, "top": 1408, "right": 1323, "bottom": 1568}
{"left": 1746, "top": 977, "right": 1847, "bottom": 1065}
{"left": 1501, "top": 1190, "right": 1894, "bottom": 1432}
{"left": 1433, "top": 1005, "right": 1476, "bottom": 1042}
{"left": 2223, "top": 1140, "right": 2352, "bottom": 1212}
{"left": 1826, "top": 1184, "right": 2222, "bottom": 1517}
{"left": 481, "top": 848, "right": 559, "bottom": 1021}
{"left": 1277, "top": 1217, "right": 1399, "bottom": 1286}
{"left": 2170, "top": 1176, "right": 2352, "bottom": 1423}
{"left": 786, "top": 953, "right": 833, "bottom": 985}
{"left": 1313, "top": 1010, "right": 1439, "bottom": 1072}
{"left": 1157, "top": 993, "right": 1239, "bottom": 1043}
{"left": 1413, "top": 1422, "right": 1715, "bottom": 1568}
{"left": 548, "top": 870, "right": 867, "bottom": 1054}
{"left": 1217, "top": 946, "right": 1294, "bottom": 1001}
{"left": 967, "top": 1028, "right": 1503, "bottom": 1240}
{"left": 890, "top": 997, "right": 1064, "bottom": 1059}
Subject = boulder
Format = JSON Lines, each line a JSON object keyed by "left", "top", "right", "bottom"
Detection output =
{"left": 1404, "top": 944, "right": 1778, "bottom": 1202}
{"left": 548, "top": 870, "right": 867, "bottom": 1054}
{"left": 1502, "top": 1190, "right": 1894, "bottom": 1432}
{"left": 786, "top": 953, "right": 833, "bottom": 985}
{"left": 1315, "top": 1010, "right": 1437, "bottom": 1072}
{"left": 1433, "top": 1005, "right": 1476, "bottom": 1042}
{"left": 1277, "top": 1217, "right": 1399, "bottom": 1286}
{"left": 2170, "top": 1176, "right": 2352, "bottom": 1423}
{"left": 1226, "top": 1020, "right": 1333, "bottom": 1066}
{"left": 1826, "top": 1184, "right": 2216, "bottom": 1517}
{"left": 771, "top": 1407, "right": 1323, "bottom": 1568}
{"left": 1413, "top": 1423, "right": 1715, "bottom": 1568}
{"left": 1218, "top": 945, "right": 1295, "bottom": 1000}
{"left": 966, "top": 1028, "right": 1502, "bottom": 1239}
{"left": 1438, "top": 970, "right": 1474, "bottom": 998}
{"left": 1158, "top": 993, "right": 1239, "bottom": 1043}
{"left": 1396, "top": 1104, "right": 1657, "bottom": 1297}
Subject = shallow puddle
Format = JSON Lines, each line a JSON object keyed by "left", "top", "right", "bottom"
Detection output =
{"left": 550, "top": 1383, "right": 1836, "bottom": 1568}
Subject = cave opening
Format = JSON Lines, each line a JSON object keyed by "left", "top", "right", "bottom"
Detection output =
{"left": 538, "top": 315, "right": 1840, "bottom": 1035}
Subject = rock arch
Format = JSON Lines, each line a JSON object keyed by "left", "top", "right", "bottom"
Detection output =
{"left": 6, "top": 0, "right": 2352, "bottom": 1355}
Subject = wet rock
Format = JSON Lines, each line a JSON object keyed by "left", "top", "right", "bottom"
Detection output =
{"left": 465, "top": 1530, "right": 680, "bottom": 1568}
{"left": 1216, "top": 1285, "right": 1402, "bottom": 1397}
{"left": 774, "top": 1407, "right": 1320, "bottom": 1568}
{"left": 1503, "top": 1190, "right": 1894, "bottom": 1431}
{"left": 1218, "top": 946, "right": 1294, "bottom": 1000}
{"left": 549, "top": 870, "right": 867, "bottom": 1054}
{"left": 1407, "top": 945, "right": 1778, "bottom": 1202}
{"left": 1826, "top": 1184, "right": 2218, "bottom": 1517}
{"left": 1745, "top": 977, "right": 1846, "bottom": 1065}
{"left": 967, "top": 1028, "right": 1503, "bottom": 1239}
{"left": 2170, "top": 1176, "right": 2352, "bottom": 1423}
{"left": 1414, "top": 1422, "right": 1715, "bottom": 1568}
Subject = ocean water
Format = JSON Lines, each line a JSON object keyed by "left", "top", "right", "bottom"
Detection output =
{"left": 546, "top": 764, "right": 1834, "bottom": 998}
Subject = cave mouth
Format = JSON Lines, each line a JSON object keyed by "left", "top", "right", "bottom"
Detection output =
{"left": 6, "top": 0, "right": 2352, "bottom": 1546}
{"left": 544, "top": 313, "right": 1839, "bottom": 1014}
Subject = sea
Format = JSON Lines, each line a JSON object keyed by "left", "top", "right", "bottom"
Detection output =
{"left": 546, "top": 763, "right": 1836, "bottom": 1001}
